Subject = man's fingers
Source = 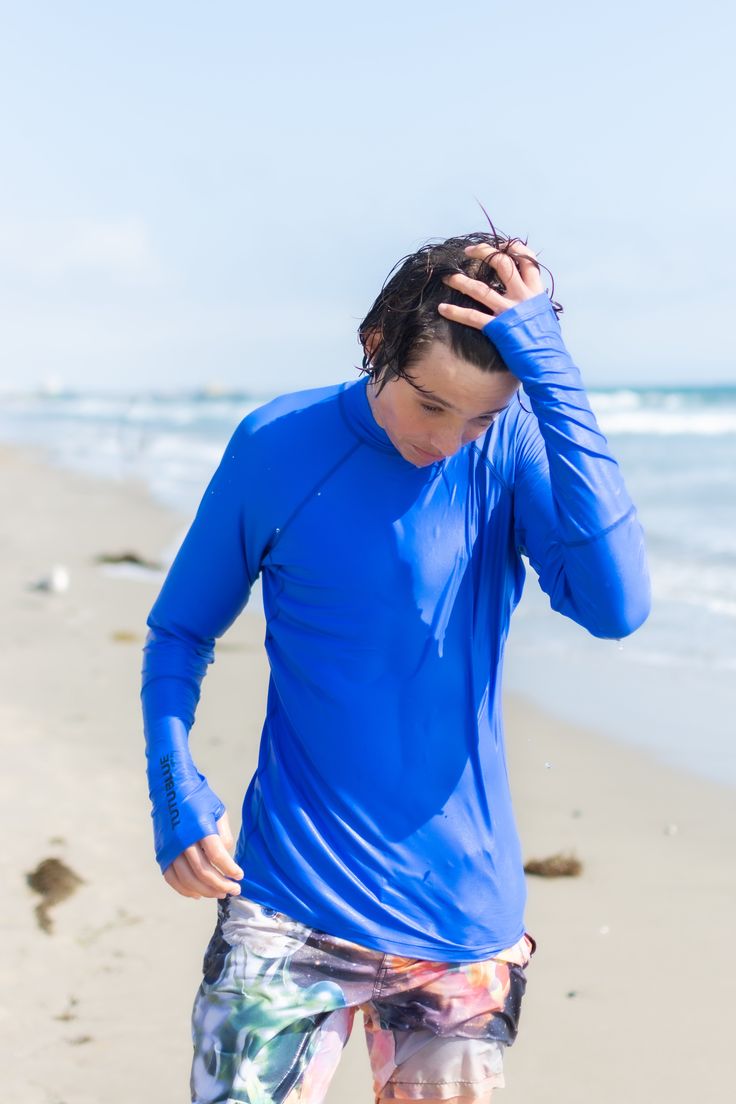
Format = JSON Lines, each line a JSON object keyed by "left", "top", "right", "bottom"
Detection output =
{"left": 216, "top": 811, "right": 235, "bottom": 852}
{"left": 163, "top": 863, "right": 202, "bottom": 899}
{"left": 437, "top": 301, "right": 497, "bottom": 331}
{"left": 183, "top": 844, "right": 242, "bottom": 896}
{"left": 160, "top": 818, "right": 245, "bottom": 901}
{"left": 465, "top": 241, "right": 542, "bottom": 296}
{"left": 199, "top": 832, "right": 245, "bottom": 881}
{"left": 504, "top": 239, "right": 536, "bottom": 258}
{"left": 505, "top": 241, "right": 544, "bottom": 293}
{"left": 171, "top": 851, "right": 237, "bottom": 899}
{"left": 514, "top": 261, "right": 544, "bottom": 293}
{"left": 483, "top": 251, "right": 528, "bottom": 299}
{"left": 171, "top": 854, "right": 215, "bottom": 897}
{"left": 441, "top": 272, "right": 507, "bottom": 313}
{"left": 465, "top": 239, "right": 536, "bottom": 261}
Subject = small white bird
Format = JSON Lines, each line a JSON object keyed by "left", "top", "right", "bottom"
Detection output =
{"left": 29, "top": 564, "right": 70, "bottom": 594}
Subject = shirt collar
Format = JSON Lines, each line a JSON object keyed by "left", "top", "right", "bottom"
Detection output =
{"left": 339, "top": 376, "right": 446, "bottom": 474}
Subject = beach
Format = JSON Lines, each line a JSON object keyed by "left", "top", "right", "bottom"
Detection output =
{"left": 2, "top": 439, "right": 734, "bottom": 1104}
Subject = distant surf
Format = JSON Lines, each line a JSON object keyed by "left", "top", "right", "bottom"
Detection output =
{"left": 1, "top": 382, "right": 734, "bottom": 785}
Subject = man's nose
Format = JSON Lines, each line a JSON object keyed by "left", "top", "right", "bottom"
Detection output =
{"left": 429, "top": 429, "right": 463, "bottom": 457}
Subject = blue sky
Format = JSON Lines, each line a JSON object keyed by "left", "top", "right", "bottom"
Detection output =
{"left": 1, "top": 1, "right": 734, "bottom": 393}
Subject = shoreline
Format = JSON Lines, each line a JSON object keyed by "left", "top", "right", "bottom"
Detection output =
{"left": 4, "top": 430, "right": 734, "bottom": 793}
{"left": 1, "top": 438, "right": 734, "bottom": 1103}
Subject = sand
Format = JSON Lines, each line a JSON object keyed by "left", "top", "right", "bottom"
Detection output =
{"left": 1, "top": 439, "right": 734, "bottom": 1104}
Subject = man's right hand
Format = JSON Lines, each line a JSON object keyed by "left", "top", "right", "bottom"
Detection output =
{"left": 162, "top": 811, "right": 244, "bottom": 899}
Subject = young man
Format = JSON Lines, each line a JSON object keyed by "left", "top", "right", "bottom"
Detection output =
{"left": 141, "top": 233, "right": 650, "bottom": 1104}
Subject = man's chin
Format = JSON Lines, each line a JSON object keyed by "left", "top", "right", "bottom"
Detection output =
{"left": 390, "top": 438, "right": 444, "bottom": 466}
{"left": 409, "top": 444, "right": 445, "bottom": 465}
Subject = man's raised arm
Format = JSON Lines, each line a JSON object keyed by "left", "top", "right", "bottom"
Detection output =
{"left": 485, "top": 292, "right": 651, "bottom": 638}
{"left": 438, "top": 241, "right": 650, "bottom": 639}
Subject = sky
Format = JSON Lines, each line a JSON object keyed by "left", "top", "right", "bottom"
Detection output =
{"left": 1, "top": 0, "right": 734, "bottom": 394}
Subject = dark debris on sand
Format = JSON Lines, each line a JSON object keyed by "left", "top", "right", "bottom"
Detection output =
{"left": 524, "top": 852, "right": 583, "bottom": 877}
{"left": 54, "top": 996, "right": 79, "bottom": 1022}
{"left": 26, "top": 857, "right": 85, "bottom": 934}
{"left": 94, "top": 550, "right": 162, "bottom": 570}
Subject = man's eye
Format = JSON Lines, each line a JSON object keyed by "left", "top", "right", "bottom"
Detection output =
{"left": 421, "top": 403, "right": 443, "bottom": 415}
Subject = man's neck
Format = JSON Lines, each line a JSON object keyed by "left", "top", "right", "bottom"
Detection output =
{"left": 365, "top": 376, "right": 387, "bottom": 430}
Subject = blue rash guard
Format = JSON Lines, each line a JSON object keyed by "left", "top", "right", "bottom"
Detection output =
{"left": 140, "top": 292, "right": 650, "bottom": 962}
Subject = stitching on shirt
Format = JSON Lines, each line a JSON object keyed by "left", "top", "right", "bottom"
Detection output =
{"left": 476, "top": 403, "right": 637, "bottom": 551}
{"left": 557, "top": 504, "right": 636, "bottom": 548}
{"left": 265, "top": 439, "right": 363, "bottom": 554}
{"left": 472, "top": 441, "right": 511, "bottom": 494}
{"left": 475, "top": 402, "right": 636, "bottom": 552}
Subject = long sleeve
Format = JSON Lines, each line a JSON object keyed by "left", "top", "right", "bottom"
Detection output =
{"left": 482, "top": 293, "right": 651, "bottom": 639}
{"left": 140, "top": 418, "right": 263, "bottom": 872}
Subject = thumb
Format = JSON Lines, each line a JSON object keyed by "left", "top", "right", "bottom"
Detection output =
{"left": 200, "top": 831, "right": 244, "bottom": 881}
{"left": 217, "top": 810, "right": 235, "bottom": 852}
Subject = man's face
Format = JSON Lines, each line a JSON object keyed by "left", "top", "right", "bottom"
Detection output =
{"left": 366, "top": 340, "right": 520, "bottom": 467}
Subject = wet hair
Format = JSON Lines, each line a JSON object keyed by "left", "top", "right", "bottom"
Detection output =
{"left": 357, "top": 218, "right": 562, "bottom": 394}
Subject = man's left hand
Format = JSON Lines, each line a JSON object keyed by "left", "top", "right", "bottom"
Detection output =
{"left": 437, "top": 240, "right": 545, "bottom": 329}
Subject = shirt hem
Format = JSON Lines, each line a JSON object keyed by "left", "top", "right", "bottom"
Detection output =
{"left": 239, "top": 880, "right": 527, "bottom": 963}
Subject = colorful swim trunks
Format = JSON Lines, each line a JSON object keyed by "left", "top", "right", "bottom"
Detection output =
{"left": 190, "top": 894, "right": 536, "bottom": 1103}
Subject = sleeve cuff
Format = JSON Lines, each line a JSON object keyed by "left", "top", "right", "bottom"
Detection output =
{"left": 481, "top": 292, "right": 555, "bottom": 340}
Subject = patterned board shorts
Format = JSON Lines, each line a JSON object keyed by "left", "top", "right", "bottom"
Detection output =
{"left": 191, "top": 894, "right": 537, "bottom": 1104}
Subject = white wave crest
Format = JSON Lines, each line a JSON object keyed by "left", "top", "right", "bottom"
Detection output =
{"left": 598, "top": 410, "right": 736, "bottom": 436}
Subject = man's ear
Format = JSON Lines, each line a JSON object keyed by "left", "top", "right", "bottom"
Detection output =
{"left": 364, "top": 328, "right": 381, "bottom": 362}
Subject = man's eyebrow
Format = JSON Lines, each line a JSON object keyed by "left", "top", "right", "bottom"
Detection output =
{"left": 406, "top": 379, "right": 509, "bottom": 417}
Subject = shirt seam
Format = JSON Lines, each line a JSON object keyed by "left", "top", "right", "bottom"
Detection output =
{"left": 556, "top": 504, "right": 636, "bottom": 548}
{"left": 472, "top": 443, "right": 511, "bottom": 494}
{"left": 265, "top": 439, "right": 363, "bottom": 554}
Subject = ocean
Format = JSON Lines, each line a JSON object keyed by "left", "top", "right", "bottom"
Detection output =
{"left": 2, "top": 383, "right": 734, "bottom": 786}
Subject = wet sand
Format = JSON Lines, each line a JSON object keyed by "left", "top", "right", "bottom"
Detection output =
{"left": 1, "top": 440, "right": 734, "bottom": 1103}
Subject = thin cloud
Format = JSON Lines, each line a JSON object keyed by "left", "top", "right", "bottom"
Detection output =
{"left": 0, "top": 215, "right": 163, "bottom": 286}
